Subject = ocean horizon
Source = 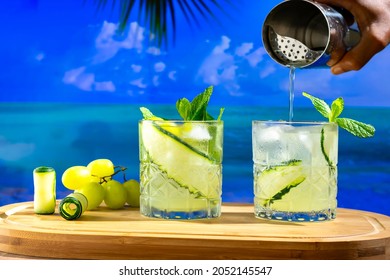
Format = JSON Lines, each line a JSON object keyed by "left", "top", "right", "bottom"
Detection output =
{"left": 1, "top": 102, "right": 389, "bottom": 216}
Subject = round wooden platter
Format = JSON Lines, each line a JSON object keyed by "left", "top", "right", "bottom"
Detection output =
{"left": 0, "top": 201, "right": 390, "bottom": 260}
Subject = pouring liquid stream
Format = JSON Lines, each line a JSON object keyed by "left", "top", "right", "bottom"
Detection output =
{"left": 288, "top": 66, "right": 296, "bottom": 122}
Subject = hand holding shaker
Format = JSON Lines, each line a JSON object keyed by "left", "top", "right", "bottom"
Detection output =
{"left": 262, "top": 0, "right": 360, "bottom": 68}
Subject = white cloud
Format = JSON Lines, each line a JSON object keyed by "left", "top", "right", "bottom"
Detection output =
{"left": 259, "top": 64, "right": 277, "bottom": 78}
{"left": 63, "top": 66, "right": 116, "bottom": 92}
{"left": 78, "top": 75, "right": 95, "bottom": 91}
{"left": 198, "top": 36, "right": 240, "bottom": 95}
{"left": 63, "top": 67, "right": 85, "bottom": 84}
{"left": 154, "top": 62, "right": 166, "bottom": 72}
{"left": 198, "top": 36, "right": 234, "bottom": 85}
{"left": 221, "top": 65, "right": 238, "bottom": 81}
{"left": 93, "top": 21, "right": 145, "bottom": 64}
{"left": 35, "top": 52, "right": 45, "bottom": 61}
{"left": 246, "top": 47, "right": 267, "bottom": 67}
{"left": 213, "top": 36, "right": 230, "bottom": 54}
{"left": 130, "top": 78, "right": 147, "bottom": 89}
{"left": 63, "top": 67, "right": 94, "bottom": 91}
{"left": 123, "top": 22, "right": 145, "bottom": 50}
{"left": 168, "top": 70, "right": 177, "bottom": 81}
{"left": 235, "top": 43, "right": 253, "bottom": 57}
{"left": 0, "top": 136, "right": 35, "bottom": 161}
{"left": 95, "top": 81, "right": 116, "bottom": 92}
{"left": 153, "top": 75, "right": 159, "bottom": 86}
{"left": 131, "top": 64, "right": 142, "bottom": 73}
{"left": 147, "top": 47, "right": 161, "bottom": 55}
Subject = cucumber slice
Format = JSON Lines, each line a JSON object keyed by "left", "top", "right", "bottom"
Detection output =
{"left": 160, "top": 122, "right": 222, "bottom": 163}
{"left": 140, "top": 121, "right": 221, "bottom": 199}
{"left": 33, "top": 167, "right": 56, "bottom": 214}
{"left": 59, "top": 193, "right": 88, "bottom": 220}
{"left": 255, "top": 160, "right": 306, "bottom": 206}
{"left": 140, "top": 162, "right": 220, "bottom": 211}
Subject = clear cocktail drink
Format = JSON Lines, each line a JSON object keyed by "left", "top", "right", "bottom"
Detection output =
{"left": 139, "top": 120, "right": 223, "bottom": 219}
{"left": 252, "top": 121, "right": 338, "bottom": 221}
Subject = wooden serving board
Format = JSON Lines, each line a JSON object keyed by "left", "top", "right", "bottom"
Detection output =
{"left": 1, "top": 202, "right": 390, "bottom": 260}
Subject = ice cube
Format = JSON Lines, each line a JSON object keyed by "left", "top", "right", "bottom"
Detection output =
{"left": 293, "top": 125, "right": 324, "bottom": 165}
{"left": 253, "top": 124, "right": 294, "bottom": 164}
{"left": 185, "top": 125, "right": 211, "bottom": 140}
{"left": 255, "top": 124, "right": 283, "bottom": 143}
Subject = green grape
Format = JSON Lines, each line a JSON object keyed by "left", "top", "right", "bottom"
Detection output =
{"left": 123, "top": 179, "right": 140, "bottom": 207}
{"left": 103, "top": 180, "right": 127, "bottom": 209}
{"left": 87, "top": 159, "right": 115, "bottom": 182}
{"left": 62, "top": 166, "right": 93, "bottom": 190}
{"left": 75, "top": 181, "right": 105, "bottom": 210}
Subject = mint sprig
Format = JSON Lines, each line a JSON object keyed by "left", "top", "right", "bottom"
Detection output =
{"left": 303, "top": 92, "right": 375, "bottom": 138}
{"left": 176, "top": 86, "right": 224, "bottom": 121}
{"left": 141, "top": 85, "right": 224, "bottom": 121}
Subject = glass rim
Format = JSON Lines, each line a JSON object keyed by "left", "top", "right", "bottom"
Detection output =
{"left": 252, "top": 120, "right": 335, "bottom": 125}
{"left": 34, "top": 166, "right": 55, "bottom": 173}
{"left": 139, "top": 119, "right": 223, "bottom": 124}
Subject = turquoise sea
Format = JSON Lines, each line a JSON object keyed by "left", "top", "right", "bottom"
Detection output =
{"left": 1, "top": 103, "right": 389, "bottom": 215}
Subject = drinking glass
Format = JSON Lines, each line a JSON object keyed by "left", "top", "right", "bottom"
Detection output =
{"left": 252, "top": 121, "right": 338, "bottom": 221}
{"left": 139, "top": 120, "right": 223, "bottom": 219}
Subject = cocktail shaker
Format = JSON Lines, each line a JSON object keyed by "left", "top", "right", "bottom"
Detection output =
{"left": 262, "top": 0, "right": 360, "bottom": 68}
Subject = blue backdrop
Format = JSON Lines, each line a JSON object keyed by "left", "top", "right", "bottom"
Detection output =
{"left": 1, "top": 0, "right": 389, "bottom": 215}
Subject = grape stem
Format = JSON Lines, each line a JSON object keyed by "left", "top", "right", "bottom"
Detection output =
{"left": 99, "top": 166, "right": 128, "bottom": 183}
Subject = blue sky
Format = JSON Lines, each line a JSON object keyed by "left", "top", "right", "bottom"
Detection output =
{"left": 0, "top": 0, "right": 389, "bottom": 106}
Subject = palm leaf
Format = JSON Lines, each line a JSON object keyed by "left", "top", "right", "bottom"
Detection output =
{"left": 87, "top": 0, "right": 232, "bottom": 47}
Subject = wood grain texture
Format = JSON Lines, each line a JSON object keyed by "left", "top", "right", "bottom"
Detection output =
{"left": 0, "top": 202, "right": 389, "bottom": 260}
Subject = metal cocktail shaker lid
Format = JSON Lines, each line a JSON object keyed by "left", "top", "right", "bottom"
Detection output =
{"left": 262, "top": 0, "right": 360, "bottom": 68}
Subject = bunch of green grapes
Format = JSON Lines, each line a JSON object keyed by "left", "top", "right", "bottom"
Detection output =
{"left": 61, "top": 159, "right": 140, "bottom": 210}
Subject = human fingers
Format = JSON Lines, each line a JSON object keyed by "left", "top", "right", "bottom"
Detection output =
{"left": 326, "top": 28, "right": 346, "bottom": 67}
{"left": 330, "top": 32, "right": 386, "bottom": 74}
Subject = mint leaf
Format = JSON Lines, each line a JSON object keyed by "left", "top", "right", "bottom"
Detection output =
{"left": 141, "top": 86, "right": 223, "bottom": 121}
{"left": 217, "top": 108, "right": 225, "bottom": 121}
{"left": 303, "top": 92, "right": 375, "bottom": 138}
{"left": 330, "top": 97, "right": 344, "bottom": 122}
{"left": 175, "top": 85, "right": 222, "bottom": 121}
{"left": 189, "top": 86, "right": 213, "bottom": 120}
{"left": 302, "top": 92, "right": 331, "bottom": 119}
{"left": 336, "top": 118, "right": 375, "bottom": 138}
{"left": 176, "top": 98, "right": 191, "bottom": 120}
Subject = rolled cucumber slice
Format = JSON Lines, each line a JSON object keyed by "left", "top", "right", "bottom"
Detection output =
{"left": 59, "top": 192, "right": 88, "bottom": 220}
{"left": 255, "top": 160, "right": 306, "bottom": 206}
{"left": 33, "top": 166, "right": 56, "bottom": 214}
{"left": 140, "top": 121, "right": 221, "bottom": 199}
